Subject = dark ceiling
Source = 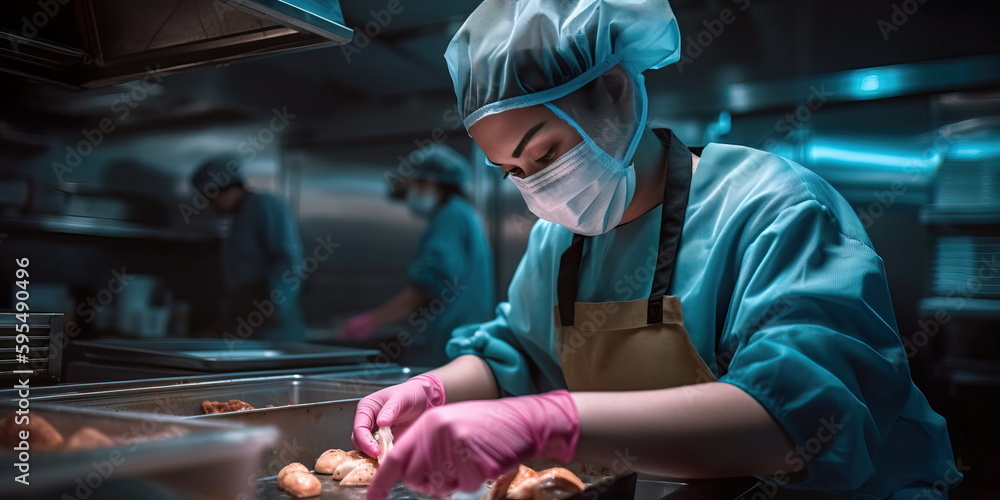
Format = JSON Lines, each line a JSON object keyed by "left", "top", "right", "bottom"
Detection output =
{"left": 1, "top": 0, "right": 999, "bottom": 147}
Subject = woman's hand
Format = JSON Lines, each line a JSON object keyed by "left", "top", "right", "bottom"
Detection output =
{"left": 351, "top": 374, "right": 446, "bottom": 457}
{"left": 365, "top": 390, "right": 579, "bottom": 499}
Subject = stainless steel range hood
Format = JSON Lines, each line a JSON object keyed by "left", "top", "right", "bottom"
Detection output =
{"left": 221, "top": 0, "right": 353, "bottom": 44}
{"left": 0, "top": 0, "right": 353, "bottom": 89}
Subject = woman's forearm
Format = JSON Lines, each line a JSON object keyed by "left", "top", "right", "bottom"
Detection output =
{"left": 572, "top": 382, "right": 795, "bottom": 478}
{"left": 427, "top": 354, "right": 500, "bottom": 403}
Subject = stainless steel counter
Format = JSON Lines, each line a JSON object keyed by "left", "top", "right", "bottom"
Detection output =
{"left": 1, "top": 366, "right": 773, "bottom": 499}
{"left": 0, "top": 365, "right": 418, "bottom": 400}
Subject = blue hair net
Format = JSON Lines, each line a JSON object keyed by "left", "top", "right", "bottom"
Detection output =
{"left": 445, "top": 0, "right": 680, "bottom": 169}
{"left": 191, "top": 154, "right": 244, "bottom": 193}
{"left": 411, "top": 143, "right": 470, "bottom": 188}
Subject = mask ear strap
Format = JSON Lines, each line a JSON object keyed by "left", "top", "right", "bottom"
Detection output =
{"left": 540, "top": 65, "right": 648, "bottom": 170}
{"left": 623, "top": 66, "right": 648, "bottom": 170}
{"left": 541, "top": 102, "right": 619, "bottom": 168}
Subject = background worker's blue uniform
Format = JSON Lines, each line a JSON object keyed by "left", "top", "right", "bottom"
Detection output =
{"left": 406, "top": 195, "right": 495, "bottom": 366}
{"left": 221, "top": 191, "right": 306, "bottom": 341}
{"left": 448, "top": 138, "right": 957, "bottom": 498}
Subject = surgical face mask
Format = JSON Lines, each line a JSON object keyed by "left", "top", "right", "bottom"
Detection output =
{"left": 406, "top": 186, "right": 438, "bottom": 216}
{"left": 510, "top": 140, "right": 635, "bottom": 235}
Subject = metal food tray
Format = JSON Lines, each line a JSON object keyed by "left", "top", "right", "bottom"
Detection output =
{"left": 30, "top": 376, "right": 383, "bottom": 473}
{"left": 257, "top": 477, "right": 436, "bottom": 500}
{"left": 305, "top": 366, "right": 425, "bottom": 386}
{"left": 0, "top": 402, "right": 278, "bottom": 500}
{"left": 255, "top": 470, "right": 637, "bottom": 500}
{"left": 28, "top": 375, "right": 381, "bottom": 415}
{"left": 76, "top": 339, "right": 379, "bottom": 372}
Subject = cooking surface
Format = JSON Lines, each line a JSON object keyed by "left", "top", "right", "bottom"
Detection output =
{"left": 0, "top": 369, "right": 770, "bottom": 499}
{"left": 257, "top": 476, "right": 436, "bottom": 500}
{"left": 75, "top": 339, "right": 379, "bottom": 371}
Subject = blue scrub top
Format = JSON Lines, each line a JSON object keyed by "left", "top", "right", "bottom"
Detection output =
{"left": 221, "top": 191, "right": 306, "bottom": 341}
{"left": 407, "top": 195, "right": 496, "bottom": 366}
{"left": 447, "top": 141, "right": 957, "bottom": 497}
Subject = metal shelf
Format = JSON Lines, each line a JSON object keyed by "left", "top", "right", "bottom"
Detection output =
{"left": 919, "top": 297, "right": 1000, "bottom": 319}
{"left": 937, "top": 357, "right": 1000, "bottom": 387}
{"left": 921, "top": 206, "right": 1000, "bottom": 226}
{"left": 0, "top": 214, "right": 222, "bottom": 241}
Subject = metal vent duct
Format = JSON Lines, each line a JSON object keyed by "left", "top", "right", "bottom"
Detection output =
{"left": 0, "top": 0, "right": 352, "bottom": 89}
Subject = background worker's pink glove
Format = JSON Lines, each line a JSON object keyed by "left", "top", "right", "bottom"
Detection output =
{"left": 340, "top": 312, "right": 377, "bottom": 341}
{"left": 352, "top": 374, "right": 446, "bottom": 457}
{"left": 366, "top": 390, "right": 579, "bottom": 500}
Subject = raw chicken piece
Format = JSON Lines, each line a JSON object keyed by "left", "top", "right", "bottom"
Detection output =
{"left": 489, "top": 467, "right": 520, "bottom": 500}
{"left": 533, "top": 467, "right": 586, "bottom": 500}
{"left": 374, "top": 426, "right": 394, "bottom": 463}
{"left": 315, "top": 449, "right": 360, "bottom": 474}
{"left": 65, "top": 427, "right": 115, "bottom": 451}
{"left": 333, "top": 456, "right": 376, "bottom": 480}
{"left": 277, "top": 462, "right": 309, "bottom": 483}
{"left": 503, "top": 465, "right": 540, "bottom": 499}
{"left": 490, "top": 464, "right": 587, "bottom": 500}
{"left": 341, "top": 459, "right": 378, "bottom": 486}
{"left": 201, "top": 399, "right": 255, "bottom": 414}
{"left": 0, "top": 412, "right": 64, "bottom": 452}
{"left": 279, "top": 471, "right": 321, "bottom": 498}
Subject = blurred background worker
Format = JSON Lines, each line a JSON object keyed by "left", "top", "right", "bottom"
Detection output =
{"left": 337, "top": 144, "right": 495, "bottom": 367}
{"left": 190, "top": 155, "right": 306, "bottom": 341}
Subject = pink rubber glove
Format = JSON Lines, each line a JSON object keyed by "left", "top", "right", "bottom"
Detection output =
{"left": 352, "top": 374, "right": 446, "bottom": 457}
{"left": 366, "top": 390, "right": 579, "bottom": 500}
{"left": 341, "top": 312, "right": 377, "bottom": 341}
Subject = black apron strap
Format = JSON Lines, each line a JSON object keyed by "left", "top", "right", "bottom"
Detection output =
{"left": 557, "top": 129, "right": 695, "bottom": 327}
{"left": 557, "top": 234, "right": 586, "bottom": 327}
{"left": 647, "top": 129, "right": 694, "bottom": 324}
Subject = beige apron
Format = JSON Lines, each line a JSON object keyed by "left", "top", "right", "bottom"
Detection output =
{"left": 555, "top": 130, "right": 716, "bottom": 392}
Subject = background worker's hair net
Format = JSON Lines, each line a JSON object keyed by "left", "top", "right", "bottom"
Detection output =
{"left": 389, "top": 143, "right": 471, "bottom": 199}
{"left": 411, "top": 144, "right": 470, "bottom": 187}
{"left": 191, "top": 154, "right": 245, "bottom": 194}
{"left": 445, "top": 0, "right": 680, "bottom": 168}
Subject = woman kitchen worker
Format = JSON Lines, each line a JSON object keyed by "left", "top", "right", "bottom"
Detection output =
{"left": 354, "top": 1, "right": 958, "bottom": 499}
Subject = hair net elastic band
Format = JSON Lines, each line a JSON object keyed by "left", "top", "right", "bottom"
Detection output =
{"left": 542, "top": 67, "right": 649, "bottom": 172}
{"left": 462, "top": 52, "right": 627, "bottom": 130}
